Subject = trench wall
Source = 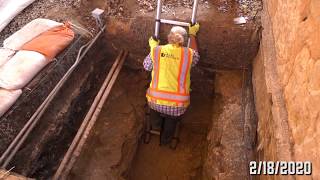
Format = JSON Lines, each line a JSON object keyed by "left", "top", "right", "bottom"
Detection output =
{"left": 103, "top": 16, "right": 260, "bottom": 70}
{"left": 253, "top": 0, "right": 320, "bottom": 178}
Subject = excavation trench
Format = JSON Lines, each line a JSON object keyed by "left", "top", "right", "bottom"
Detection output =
{"left": 0, "top": 38, "right": 257, "bottom": 180}
{"left": 0, "top": 1, "right": 260, "bottom": 178}
{"left": 0, "top": 35, "right": 258, "bottom": 180}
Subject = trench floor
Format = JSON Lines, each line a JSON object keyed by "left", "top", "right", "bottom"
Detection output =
{"left": 128, "top": 93, "right": 213, "bottom": 180}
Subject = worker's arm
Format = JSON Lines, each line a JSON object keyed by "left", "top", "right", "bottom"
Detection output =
{"left": 189, "top": 23, "right": 200, "bottom": 66}
{"left": 188, "top": 23, "right": 200, "bottom": 51}
{"left": 189, "top": 35, "right": 198, "bottom": 52}
{"left": 143, "top": 36, "right": 160, "bottom": 71}
{"left": 149, "top": 36, "right": 160, "bottom": 51}
{"left": 143, "top": 53, "right": 153, "bottom": 71}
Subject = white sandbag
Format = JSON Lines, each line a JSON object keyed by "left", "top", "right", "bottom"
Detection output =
{"left": 0, "top": 0, "right": 36, "bottom": 32}
{"left": 0, "top": 88, "right": 22, "bottom": 117}
{"left": 0, "top": 50, "right": 48, "bottom": 90}
{"left": 3, "top": 18, "right": 63, "bottom": 50}
{"left": 0, "top": 47, "right": 15, "bottom": 67}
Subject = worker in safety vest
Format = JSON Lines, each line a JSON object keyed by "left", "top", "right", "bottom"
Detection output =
{"left": 143, "top": 23, "right": 200, "bottom": 145}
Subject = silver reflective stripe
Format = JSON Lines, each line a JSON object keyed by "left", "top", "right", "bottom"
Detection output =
{"left": 152, "top": 46, "right": 161, "bottom": 89}
{"left": 148, "top": 89, "right": 190, "bottom": 102}
{"left": 178, "top": 48, "right": 190, "bottom": 93}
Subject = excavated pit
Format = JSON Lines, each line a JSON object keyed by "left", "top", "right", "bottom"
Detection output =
{"left": 2, "top": 0, "right": 318, "bottom": 179}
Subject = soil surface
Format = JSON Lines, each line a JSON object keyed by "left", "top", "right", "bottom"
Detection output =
{"left": 0, "top": 0, "right": 262, "bottom": 43}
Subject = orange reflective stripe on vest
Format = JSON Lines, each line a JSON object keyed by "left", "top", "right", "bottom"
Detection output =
{"left": 178, "top": 47, "right": 191, "bottom": 94}
{"left": 147, "top": 88, "right": 190, "bottom": 102}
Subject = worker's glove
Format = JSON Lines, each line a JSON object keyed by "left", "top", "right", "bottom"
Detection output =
{"left": 149, "top": 36, "right": 160, "bottom": 49}
{"left": 189, "top": 23, "right": 200, "bottom": 36}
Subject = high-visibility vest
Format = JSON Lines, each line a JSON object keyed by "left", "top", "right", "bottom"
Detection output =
{"left": 146, "top": 44, "right": 193, "bottom": 107}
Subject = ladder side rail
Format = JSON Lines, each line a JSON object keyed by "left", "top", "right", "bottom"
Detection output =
{"left": 188, "top": 0, "right": 199, "bottom": 47}
{"left": 154, "top": 0, "right": 162, "bottom": 39}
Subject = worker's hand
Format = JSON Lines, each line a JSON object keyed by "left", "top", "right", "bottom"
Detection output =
{"left": 149, "top": 36, "right": 160, "bottom": 49}
{"left": 189, "top": 23, "right": 200, "bottom": 36}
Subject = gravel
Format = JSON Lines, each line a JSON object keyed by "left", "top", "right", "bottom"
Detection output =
{"left": 136, "top": 0, "right": 210, "bottom": 13}
{"left": 215, "top": 0, "right": 262, "bottom": 20}
{"left": 237, "top": 0, "right": 262, "bottom": 20}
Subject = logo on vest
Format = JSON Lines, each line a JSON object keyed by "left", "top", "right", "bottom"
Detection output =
{"left": 161, "top": 52, "right": 179, "bottom": 60}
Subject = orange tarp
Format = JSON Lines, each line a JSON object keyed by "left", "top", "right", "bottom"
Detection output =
{"left": 21, "top": 22, "right": 75, "bottom": 60}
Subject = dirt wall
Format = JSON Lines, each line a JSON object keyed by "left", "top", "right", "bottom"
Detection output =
{"left": 203, "top": 70, "right": 257, "bottom": 179}
{"left": 68, "top": 68, "right": 147, "bottom": 180}
{"left": 103, "top": 6, "right": 260, "bottom": 70}
{"left": 253, "top": 0, "right": 320, "bottom": 178}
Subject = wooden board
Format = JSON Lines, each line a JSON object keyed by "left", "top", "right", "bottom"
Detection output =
{"left": 0, "top": 169, "right": 34, "bottom": 180}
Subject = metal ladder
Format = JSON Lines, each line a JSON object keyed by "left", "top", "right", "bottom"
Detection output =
{"left": 154, "top": 0, "right": 199, "bottom": 46}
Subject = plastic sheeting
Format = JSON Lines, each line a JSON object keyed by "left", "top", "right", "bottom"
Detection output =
{"left": 0, "top": 0, "right": 36, "bottom": 33}
{"left": 0, "top": 50, "right": 48, "bottom": 90}
{"left": 0, "top": 89, "right": 22, "bottom": 117}
{"left": 22, "top": 23, "right": 75, "bottom": 60}
{"left": 0, "top": 47, "right": 15, "bottom": 67}
{"left": 3, "top": 18, "right": 62, "bottom": 50}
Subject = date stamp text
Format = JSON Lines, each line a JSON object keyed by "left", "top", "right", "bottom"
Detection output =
{"left": 249, "top": 161, "right": 312, "bottom": 175}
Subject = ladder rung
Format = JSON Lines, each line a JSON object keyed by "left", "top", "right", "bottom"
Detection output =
{"left": 160, "top": 19, "right": 190, "bottom": 27}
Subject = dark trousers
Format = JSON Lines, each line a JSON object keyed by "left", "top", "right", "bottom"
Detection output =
{"left": 150, "top": 109, "right": 180, "bottom": 145}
